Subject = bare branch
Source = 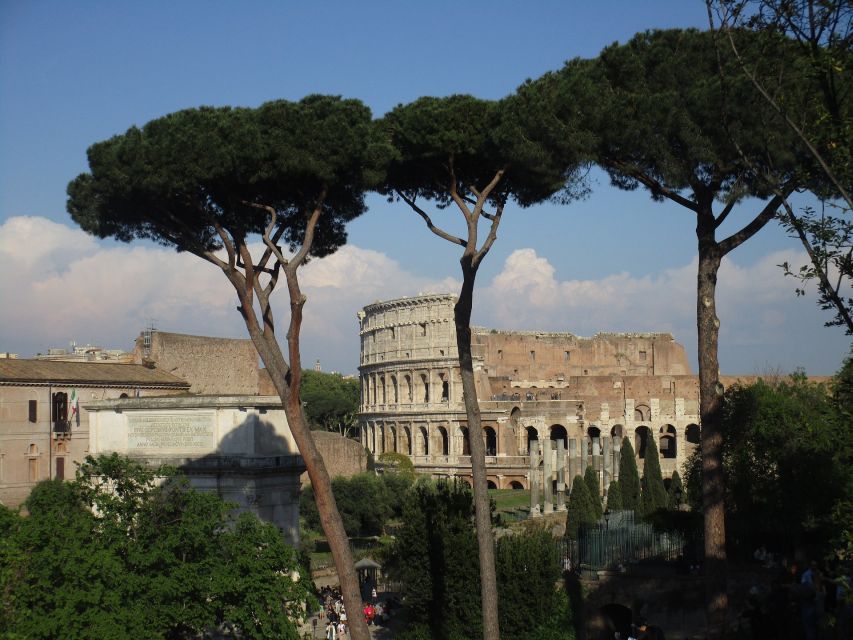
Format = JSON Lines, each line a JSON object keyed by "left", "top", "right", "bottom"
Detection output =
{"left": 606, "top": 159, "right": 700, "bottom": 212}
{"left": 474, "top": 198, "right": 506, "bottom": 266}
{"left": 288, "top": 190, "right": 327, "bottom": 272}
{"left": 396, "top": 190, "right": 466, "bottom": 246}
{"left": 719, "top": 193, "right": 784, "bottom": 255}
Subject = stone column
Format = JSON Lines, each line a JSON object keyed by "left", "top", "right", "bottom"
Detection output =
{"left": 612, "top": 436, "right": 621, "bottom": 481}
{"left": 556, "top": 439, "right": 567, "bottom": 511}
{"left": 603, "top": 436, "right": 612, "bottom": 492}
{"left": 543, "top": 440, "right": 553, "bottom": 514}
{"left": 568, "top": 438, "right": 578, "bottom": 484}
{"left": 529, "top": 441, "right": 541, "bottom": 517}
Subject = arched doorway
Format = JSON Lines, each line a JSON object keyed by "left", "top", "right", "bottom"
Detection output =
{"left": 487, "top": 480, "right": 497, "bottom": 490}
{"left": 509, "top": 480, "right": 524, "bottom": 490}
{"left": 417, "top": 426, "right": 429, "bottom": 456}
{"left": 438, "top": 426, "right": 449, "bottom": 456}
{"left": 686, "top": 423, "right": 700, "bottom": 445}
{"left": 611, "top": 424, "right": 623, "bottom": 441}
{"left": 389, "top": 425, "right": 398, "bottom": 453}
{"left": 587, "top": 425, "right": 601, "bottom": 456}
{"left": 460, "top": 427, "right": 471, "bottom": 455}
{"left": 550, "top": 424, "right": 568, "bottom": 450}
{"left": 660, "top": 424, "right": 677, "bottom": 459}
{"left": 484, "top": 426, "right": 497, "bottom": 456}
{"left": 526, "top": 426, "right": 539, "bottom": 453}
{"left": 635, "top": 426, "right": 650, "bottom": 459}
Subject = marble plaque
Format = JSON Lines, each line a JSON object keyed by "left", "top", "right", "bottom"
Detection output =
{"left": 128, "top": 413, "right": 215, "bottom": 452}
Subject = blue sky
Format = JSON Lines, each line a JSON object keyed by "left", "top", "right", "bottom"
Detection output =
{"left": 0, "top": 1, "right": 849, "bottom": 375}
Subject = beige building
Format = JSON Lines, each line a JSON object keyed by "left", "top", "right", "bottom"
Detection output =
{"left": 358, "top": 294, "right": 701, "bottom": 494}
{"left": 0, "top": 359, "right": 189, "bottom": 507}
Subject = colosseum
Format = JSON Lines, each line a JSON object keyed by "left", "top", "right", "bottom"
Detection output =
{"left": 357, "top": 294, "right": 701, "bottom": 496}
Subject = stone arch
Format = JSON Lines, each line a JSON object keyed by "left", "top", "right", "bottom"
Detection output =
{"left": 526, "top": 426, "right": 539, "bottom": 452}
{"left": 509, "top": 480, "right": 525, "bottom": 490}
{"left": 390, "top": 375, "right": 398, "bottom": 404}
{"left": 402, "top": 426, "right": 412, "bottom": 455}
{"left": 460, "top": 427, "right": 471, "bottom": 456}
{"left": 420, "top": 373, "right": 429, "bottom": 403}
{"left": 438, "top": 426, "right": 449, "bottom": 456}
{"left": 587, "top": 425, "right": 602, "bottom": 456}
{"left": 611, "top": 424, "right": 624, "bottom": 440}
{"left": 404, "top": 375, "right": 413, "bottom": 403}
{"left": 377, "top": 424, "right": 385, "bottom": 455}
{"left": 550, "top": 424, "right": 568, "bottom": 450}
{"left": 438, "top": 372, "right": 449, "bottom": 402}
{"left": 417, "top": 426, "right": 429, "bottom": 456}
{"left": 484, "top": 426, "right": 497, "bottom": 456}
{"left": 487, "top": 479, "right": 497, "bottom": 490}
{"left": 659, "top": 424, "right": 677, "bottom": 459}
{"left": 634, "top": 404, "right": 650, "bottom": 422}
{"left": 380, "top": 376, "right": 387, "bottom": 404}
{"left": 510, "top": 406, "right": 521, "bottom": 428}
{"left": 389, "top": 425, "right": 398, "bottom": 453}
{"left": 634, "top": 425, "right": 651, "bottom": 459}
{"left": 686, "top": 423, "right": 700, "bottom": 445}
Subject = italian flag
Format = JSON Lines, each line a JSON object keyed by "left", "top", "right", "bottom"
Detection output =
{"left": 70, "top": 389, "right": 79, "bottom": 423}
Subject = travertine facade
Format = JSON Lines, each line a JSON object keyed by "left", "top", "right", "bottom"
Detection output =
{"left": 358, "top": 294, "right": 701, "bottom": 496}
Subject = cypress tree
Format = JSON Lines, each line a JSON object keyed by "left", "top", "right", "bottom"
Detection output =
{"left": 668, "top": 470, "right": 684, "bottom": 510}
{"left": 584, "top": 466, "right": 603, "bottom": 520}
{"left": 606, "top": 480, "right": 622, "bottom": 511}
{"left": 640, "top": 437, "right": 667, "bottom": 518}
{"left": 618, "top": 437, "right": 641, "bottom": 513}
{"left": 566, "top": 475, "right": 595, "bottom": 539}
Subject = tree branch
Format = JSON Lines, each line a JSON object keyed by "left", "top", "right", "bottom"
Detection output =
{"left": 288, "top": 190, "right": 327, "bottom": 272}
{"left": 606, "top": 159, "right": 700, "bottom": 212}
{"left": 719, "top": 193, "right": 784, "bottom": 255}
{"left": 474, "top": 198, "right": 506, "bottom": 267}
{"left": 396, "top": 190, "right": 466, "bottom": 246}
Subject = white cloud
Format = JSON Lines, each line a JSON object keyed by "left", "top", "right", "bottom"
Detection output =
{"left": 0, "top": 217, "right": 847, "bottom": 374}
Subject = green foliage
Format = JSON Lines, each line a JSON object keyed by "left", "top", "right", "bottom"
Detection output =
{"left": 667, "top": 470, "right": 684, "bottom": 510}
{"left": 378, "top": 451, "right": 415, "bottom": 477}
{"left": 566, "top": 475, "right": 596, "bottom": 539}
{"left": 606, "top": 480, "right": 622, "bottom": 511}
{"left": 684, "top": 372, "right": 853, "bottom": 554}
{"left": 618, "top": 437, "right": 641, "bottom": 513}
{"left": 496, "top": 528, "right": 574, "bottom": 640}
{"left": 68, "top": 95, "right": 386, "bottom": 260}
{"left": 381, "top": 94, "right": 582, "bottom": 208}
{"left": 387, "top": 479, "right": 482, "bottom": 640}
{"left": 640, "top": 437, "right": 668, "bottom": 518}
{"left": 300, "top": 369, "right": 360, "bottom": 435}
{"left": 389, "top": 481, "right": 575, "bottom": 640}
{"left": 301, "top": 471, "right": 414, "bottom": 537}
{"left": 583, "top": 466, "right": 603, "bottom": 520}
{"left": 0, "top": 455, "right": 311, "bottom": 639}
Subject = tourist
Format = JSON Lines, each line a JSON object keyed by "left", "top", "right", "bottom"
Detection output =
{"left": 325, "top": 620, "right": 337, "bottom": 640}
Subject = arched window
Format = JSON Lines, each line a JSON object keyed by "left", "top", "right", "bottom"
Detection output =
{"left": 587, "top": 425, "right": 601, "bottom": 456}
{"left": 380, "top": 376, "right": 387, "bottom": 404}
{"left": 660, "top": 424, "right": 677, "bottom": 459}
{"left": 420, "top": 373, "right": 429, "bottom": 403}
{"left": 461, "top": 427, "right": 470, "bottom": 455}
{"left": 389, "top": 425, "right": 397, "bottom": 453}
{"left": 686, "top": 424, "right": 700, "bottom": 445}
{"left": 526, "top": 426, "right": 539, "bottom": 452}
{"left": 611, "top": 424, "right": 624, "bottom": 440}
{"left": 391, "top": 376, "right": 398, "bottom": 404}
{"left": 405, "top": 375, "right": 413, "bottom": 403}
{"left": 634, "top": 404, "right": 650, "bottom": 422}
{"left": 550, "top": 424, "right": 568, "bottom": 450}
{"left": 438, "top": 426, "right": 449, "bottom": 456}
{"left": 484, "top": 427, "right": 497, "bottom": 456}
{"left": 634, "top": 426, "right": 651, "bottom": 459}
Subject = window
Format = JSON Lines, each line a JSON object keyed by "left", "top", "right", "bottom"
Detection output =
{"left": 564, "top": 351, "right": 570, "bottom": 361}
{"left": 55, "top": 457, "right": 65, "bottom": 480}
{"left": 530, "top": 350, "right": 536, "bottom": 362}
{"left": 52, "top": 392, "right": 67, "bottom": 423}
{"left": 498, "top": 349, "right": 503, "bottom": 360}
{"left": 639, "top": 350, "right": 647, "bottom": 362}
{"left": 28, "top": 400, "right": 37, "bottom": 423}
{"left": 420, "top": 323, "right": 427, "bottom": 336}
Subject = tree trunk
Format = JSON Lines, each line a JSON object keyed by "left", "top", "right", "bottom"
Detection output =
{"left": 236, "top": 277, "right": 370, "bottom": 640}
{"left": 455, "top": 256, "right": 501, "bottom": 640}
{"left": 696, "top": 214, "right": 727, "bottom": 639}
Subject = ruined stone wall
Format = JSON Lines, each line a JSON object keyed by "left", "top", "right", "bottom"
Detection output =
{"left": 135, "top": 332, "right": 260, "bottom": 395}
{"left": 299, "top": 431, "right": 366, "bottom": 486}
{"left": 473, "top": 329, "right": 692, "bottom": 381}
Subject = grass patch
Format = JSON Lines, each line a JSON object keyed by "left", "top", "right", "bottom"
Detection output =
{"left": 490, "top": 488, "right": 530, "bottom": 512}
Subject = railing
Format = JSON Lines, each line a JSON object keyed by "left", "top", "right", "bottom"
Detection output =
{"left": 558, "top": 511, "right": 693, "bottom": 571}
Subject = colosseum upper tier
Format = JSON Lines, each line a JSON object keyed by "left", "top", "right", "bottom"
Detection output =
{"left": 357, "top": 294, "right": 701, "bottom": 492}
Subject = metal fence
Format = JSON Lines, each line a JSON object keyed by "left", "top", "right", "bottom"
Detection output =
{"left": 557, "top": 510, "right": 690, "bottom": 571}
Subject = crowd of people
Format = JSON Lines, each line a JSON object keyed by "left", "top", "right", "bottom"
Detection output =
{"left": 312, "top": 583, "right": 401, "bottom": 639}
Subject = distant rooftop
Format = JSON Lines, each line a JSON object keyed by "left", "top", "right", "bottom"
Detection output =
{"left": 0, "top": 359, "right": 190, "bottom": 388}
